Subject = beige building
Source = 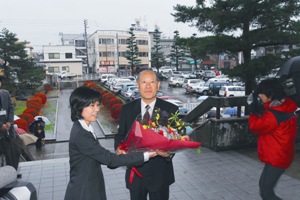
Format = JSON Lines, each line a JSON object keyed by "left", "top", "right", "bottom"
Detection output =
{"left": 41, "top": 45, "right": 83, "bottom": 76}
{"left": 88, "top": 28, "right": 151, "bottom": 74}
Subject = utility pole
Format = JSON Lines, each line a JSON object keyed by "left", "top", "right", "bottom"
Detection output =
{"left": 84, "top": 19, "right": 90, "bottom": 74}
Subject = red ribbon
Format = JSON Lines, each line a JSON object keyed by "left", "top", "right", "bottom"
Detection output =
{"left": 118, "top": 141, "right": 143, "bottom": 184}
{"left": 129, "top": 167, "right": 143, "bottom": 184}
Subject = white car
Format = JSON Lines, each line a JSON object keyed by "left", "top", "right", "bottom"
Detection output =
{"left": 121, "top": 86, "right": 138, "bottom": 100}
{"left": 208, "top": 75, "right": 230, "bottom": 82}
{"left": 185, "top": 81, "right": 205, "bottom": 93}
{"left": 168, "top": 77, "right": 185, "bottom": 87}
{"left": 219, "top": 86, "right": 245, "bottom": 97}
{"left": 99, "top": 74, "right": 116, "bottom": 83}
{"left": 182, "top": 79, "right": 202, "bottom": 89}
{"left": 165, "top": 99, "right": 184, "bottom": 107}
{"left": 195, "top": 81, "right": 210, "bottom": 95}
{"left": 158, "top": 66, "right": 175, "bottom": 73}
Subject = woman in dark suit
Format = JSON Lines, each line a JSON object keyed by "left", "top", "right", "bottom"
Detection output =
{"left": 114, "top": 70, "right": 179, "bottom": 200}
{"left": 64, "top": 86, "right": 157, "bottom": 200}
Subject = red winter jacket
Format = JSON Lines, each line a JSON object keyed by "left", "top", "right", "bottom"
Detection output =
{"left": 249, "top": 98, "right": 298, "bottom": 169}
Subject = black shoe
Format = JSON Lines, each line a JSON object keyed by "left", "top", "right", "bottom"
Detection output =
{"left": 17, "top": 174, "right": 22, "bottom": 179}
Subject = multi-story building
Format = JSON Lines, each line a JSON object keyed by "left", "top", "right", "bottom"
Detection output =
{"left": 60, "top": 34, "right": 89, "bottom": 73}
{"left": 88, "top": 27, "right": 150, "bottom": 75}
{"left": 41, "top": 45, "right": 82, "bottom": 76}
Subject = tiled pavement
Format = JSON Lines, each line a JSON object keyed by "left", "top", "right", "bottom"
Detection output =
{"left": 19, "top": 146, "right": 300, "bottom": 200}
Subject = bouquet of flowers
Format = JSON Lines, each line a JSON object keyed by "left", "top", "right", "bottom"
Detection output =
{"left": 119, "top": 108, "right": 201, "bottom": 153}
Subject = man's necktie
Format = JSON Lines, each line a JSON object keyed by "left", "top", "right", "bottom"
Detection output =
{"left": 142, "top": 105, "right": 150, "bottom": 125}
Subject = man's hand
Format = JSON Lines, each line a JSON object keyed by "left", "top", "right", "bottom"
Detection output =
{"left": 0, "top": 125, "right": 7, "bottom": 132}
{"left": 156, "top": 150, "right": 171, "bottom": 157}
{"left": 148, "top": 151, "right": 158, "bottom": 158}
{"left": 5, "top": 122, "right": 11, "bottom": 130}
{"left": 116, "top": 147, "right": 127, "bottom": 155}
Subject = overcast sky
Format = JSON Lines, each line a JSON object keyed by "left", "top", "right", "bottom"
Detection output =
{"left": 1, "top": 0, "right": 203, "bottom": 51}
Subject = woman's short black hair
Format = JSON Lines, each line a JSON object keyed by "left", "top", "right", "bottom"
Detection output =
{"left": 69, "top": 86, "right": 102, "bottom": 122}
{"left": 256, "top": 78, "right": 286, "bottom": 100}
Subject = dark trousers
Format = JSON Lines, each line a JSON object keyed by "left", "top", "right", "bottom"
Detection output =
{"left": 0, "top": 136, "right": 20, "bottom": 170}
{"left": 129, "top": 184, "right": 169, "bottom": 200}
{"left": 259, "top": 163, "right": 285, "bottom": 200}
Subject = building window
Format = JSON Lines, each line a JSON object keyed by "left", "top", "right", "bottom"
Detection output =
{"left": 48, "top": 66, "right": 60, "bottom": 73}
{"left": 99, "top": 52, "right": 115, "bottom": 57}
{"left": 49, "top": 53, "right": 60, "bottom": 59}
{"left": 118, "top": 39, "right": 127, "bottom": 44}
{"left": 62, "top": 66, "right": 70, "bottom": 72}
{"left": 75, "top": 40, "right": 86, "bottom": 47}
{"left": 137, "top": 40, "right": 148, "bottom": 45}
{"left": 139, "top": 52, "right": 148, "bottom": 57}
{"left": 119, "top": 52, "right": 127, "bottom": 57}
{"left": 99, "top": 38, "right": 114, "bottom": 44}
{"left": 76, "top": 49, "right": 86, "bottom": 56}
{"left": 65, "top": 53, "right": 73, "bottom": 59}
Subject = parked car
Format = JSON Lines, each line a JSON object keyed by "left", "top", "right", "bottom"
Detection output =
{"left": 171, "top": 71, "right": 182, "bottom": 77}
{"left": 186, "top": 81, "right": 205, "bottom": 93}
{"left": 193, "top": 70, "right": 205, "bottom": 78}
{"left": 165, "top": 99, "right": 184, "bottom": 107}
{"left": 180, "top": 72, "right": 191, "bottom": 79}
{"left": 58, "top": 71, "right": 76, "bottom": 79}
{"left": 158, "top": 66, "right": 175, "bottom": 73}
{"left": 182, "top": 79, "right": 202, "bottom": 89}
{"left": 109, "top": 78, "right": 132, "bottom": 89}
{"left": 202, "top": 71, "right": 216, "bottom": 81}
{"left": 208, "top": 81, "right": 233, "bottom": 96}
{"left": 110, "top": 81, "right": 133, "bottom": 93}
{"left": 168, "top": 77, "right": 185, "bottom": 87}
{"left": 219, "top": 86, "right": 245, "bottom": 97}
{"left": 157, "top": 72, "right": 168, "bottom": 80}
{"left": 130, "top": 90, "right": 164, "bottom": 101}
{"left": 99, "top": 74, "right": 116, "bottom": 84}
{"left": 195, "top": 81, "right": 211, "bottom": 95}
{"left": 120, "top": 85, "right": 137, "bottom": 99}
{"left": 207, "top": 75, "right": 230, "bottom": 82}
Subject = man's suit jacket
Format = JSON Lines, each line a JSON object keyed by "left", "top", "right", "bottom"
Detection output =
{"left": 65, "top": 121, "right": 144, "bottom": 200}
{"left": 114, "top": 98, "right": 179, "bottom": 192}
{"left": 0, "top": 89, "right": 14, "bottom": 129}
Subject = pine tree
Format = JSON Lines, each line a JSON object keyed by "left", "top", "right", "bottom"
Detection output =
{"left": 151, "top": 28, "right": 165, "bottom": 73}
{"left": 126, "top": 27, "right": 141, "bottom": 75}
{"left": 173, "top": 0, "right": 300, "bottom": 94}
{"left": 0, "top": 28, "right": 45, "bottom": 93}
{"left": 168, "top": 31, "right": 185, "bottom": 71}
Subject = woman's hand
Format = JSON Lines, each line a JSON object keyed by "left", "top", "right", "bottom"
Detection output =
{"left": 148, "top": 151, "right": 158, "bottom": 158}
{"left": 116, "top": 147, "right": 127, "bottom": 155}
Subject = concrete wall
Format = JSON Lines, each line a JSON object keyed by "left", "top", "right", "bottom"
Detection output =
{"left": 190, "top": 116, "right": 258, "bottom": 151}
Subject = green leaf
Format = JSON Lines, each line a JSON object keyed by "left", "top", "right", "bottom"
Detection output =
{"left": 196, "top": 148, "right": 201, "bottom": 154}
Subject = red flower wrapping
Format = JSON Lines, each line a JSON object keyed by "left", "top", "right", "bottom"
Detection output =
{"left": 119, "top": 120, "right": 200, "bottom": 184}
{"left": 120, "top": 120, "right": 200, "bottom": 152}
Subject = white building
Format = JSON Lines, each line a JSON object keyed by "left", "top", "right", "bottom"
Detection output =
{"left": 60, "top": 34, "right": 89, "bottom": 74}
{"left": 88, "top": 27, "right": 151, "bottom": 74}
{"left": 41, "top": 45, "right": 83, "bottom": 76}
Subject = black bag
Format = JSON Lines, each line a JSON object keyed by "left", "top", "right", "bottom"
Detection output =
{"left": 280, "top": 73, "right": 300, "bottom": 106}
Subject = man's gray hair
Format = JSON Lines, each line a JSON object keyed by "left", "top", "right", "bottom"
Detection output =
{"left": 136, "top": 70, "right": 159, "bottom": 82}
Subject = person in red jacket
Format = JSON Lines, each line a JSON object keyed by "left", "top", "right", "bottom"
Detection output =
{"left": 248, "top": 78, "right": 298, "bottom": 200}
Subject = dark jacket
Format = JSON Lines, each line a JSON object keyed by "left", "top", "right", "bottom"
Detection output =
{"left": 64, "top": 121, "right": 144, "bottom": 200}
{"left": 0, "top": 89, "right": 14, "bottom": 136}
{"left": 114, "top": 98, "right": 179, "bottom": 192}
{"left": 249, "top": 98, "right": 298, "bottom": 169}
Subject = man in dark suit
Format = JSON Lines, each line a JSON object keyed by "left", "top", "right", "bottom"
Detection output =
{"left": 0, "top": 77, "right": 21, "bottom": 178}
{"left": 114, "top": 70, "right": 179, "bottom": 200}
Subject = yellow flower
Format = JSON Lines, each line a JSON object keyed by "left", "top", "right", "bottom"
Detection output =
{"left": 155, "top": 114, "right": 160, "bottom": 121}
{"left": 142, "top": 125, "right": 148, "bottom": 129}
{"left": 151, "top": 122, "right": 156, "bottom": 127}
